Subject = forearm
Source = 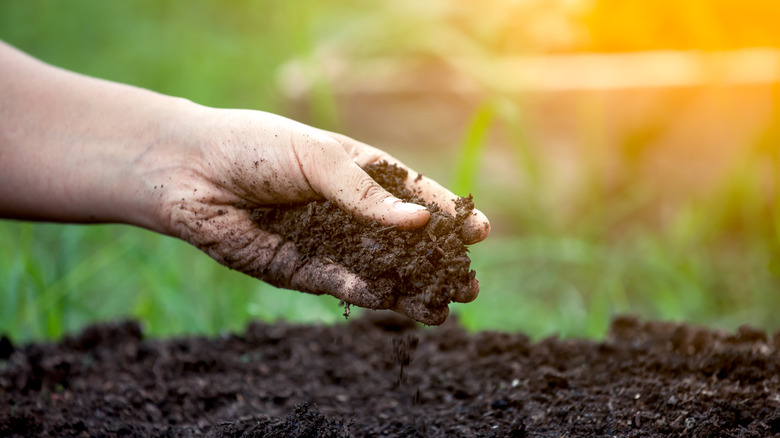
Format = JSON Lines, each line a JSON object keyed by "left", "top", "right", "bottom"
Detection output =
{"left": 0, "top": 41, "right": 196, "bottom": 232}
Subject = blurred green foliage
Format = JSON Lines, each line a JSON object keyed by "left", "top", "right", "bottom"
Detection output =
{"left": 1, "top": 1, "right": 778, "bottom": 341}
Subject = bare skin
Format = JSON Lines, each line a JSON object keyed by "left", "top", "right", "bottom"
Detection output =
{"left": 0, "top": 41, "right": 490, "bottom": 324}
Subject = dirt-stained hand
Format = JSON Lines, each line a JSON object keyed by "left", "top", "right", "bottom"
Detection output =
{"left": 156, "top": 107, "right": 490, "bottom": 324}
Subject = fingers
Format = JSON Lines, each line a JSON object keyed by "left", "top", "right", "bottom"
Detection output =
{"left": 282, "top": 255, "right": 456, "bottom": 325}
{"left": 291, "top": 257, "right": 454, "bottom": 326}
{"left": 452, "top": 276, "right": 480, "bottom": 303}
{"left": 323, "top": 131, "right": 491, "bottom": 244}
{"left": 297, "top": 133, "right": 429, "bottom": 230}
{"left": 394, "top": 295, "right": 450, "bottom": 326}
{"left": 290, "top": 258, "right": 392, "bottom": 309}
{"left": 405, "top": 174, "right": 491, "bottom": 244}
{"left": 465, "top": 210, "right": 491, "bottom": 244}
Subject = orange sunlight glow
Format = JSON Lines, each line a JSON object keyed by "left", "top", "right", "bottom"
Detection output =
{"left": 447, "top": 0, "right": 780, "bottom": 53}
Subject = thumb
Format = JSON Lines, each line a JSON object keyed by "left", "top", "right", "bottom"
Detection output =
{"left": 325, "top": 161, "right": 430, "bottom": 229}
{"left": 303, "top": 139, "right": 429, "bottom": 229}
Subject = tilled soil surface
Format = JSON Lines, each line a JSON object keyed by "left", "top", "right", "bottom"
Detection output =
{"left": 3, "top": 314, "right": 780, "bottom": 437}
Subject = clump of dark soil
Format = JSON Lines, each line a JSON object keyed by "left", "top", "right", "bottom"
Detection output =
{"left": 3, "top": 315, "right": 780, "bottom": 437}
{"left": 251, "top": 161, "right": 476, "bottom": 312}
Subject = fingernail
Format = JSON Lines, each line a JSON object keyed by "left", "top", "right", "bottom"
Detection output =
{"left": 394, "top": 202, "right": 427, "bottom": 213}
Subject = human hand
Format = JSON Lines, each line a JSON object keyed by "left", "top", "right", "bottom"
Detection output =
{"left": 0, "top": 41, "right": 487, "bottom": 324}
{"left": 151, "top": 106, "right": 490, "bottom": 324}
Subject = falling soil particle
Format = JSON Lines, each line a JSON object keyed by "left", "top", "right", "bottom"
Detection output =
{"left": 4, "top": 315, "right": 780, "bottom": 437}
{"left": 392, "top": 334, "right": 419, "bottom": 386}
{"left": 251, "top": 161, "right": 476, "bottom": 313}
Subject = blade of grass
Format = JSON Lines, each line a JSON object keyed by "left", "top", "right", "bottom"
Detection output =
{"left": 28, "top": 233, "right": 134, "bottom": 338}
{"left": 452, "top": 101, "right": 495, "bottom": 197}
{"left": 493, "top": 96, "right": 540, "bottom": 189}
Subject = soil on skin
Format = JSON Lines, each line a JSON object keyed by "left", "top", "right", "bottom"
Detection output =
{"left": 251, "top": 161, "right": 476, "bottom": 312}
{"left": 3, "top": 314, "right": 780, "bottom": 437}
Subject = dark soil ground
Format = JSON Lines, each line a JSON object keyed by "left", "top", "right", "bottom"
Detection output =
{"left": 3, "top": 313, "right": 780, "bottom": 437}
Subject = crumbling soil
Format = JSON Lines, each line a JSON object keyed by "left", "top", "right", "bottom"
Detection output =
{"left": 3, "top": 314, "right": 780, "bottom": 437}
{"left": 251, "top": 161, "right": 476, "bottom": 313}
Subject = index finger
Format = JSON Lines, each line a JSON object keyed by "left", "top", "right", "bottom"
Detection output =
{"left": 324, "top": 131, "right": 490, "bottom": 244}
{"left": 405, "top": 172, "right": 490, "bottom": 244}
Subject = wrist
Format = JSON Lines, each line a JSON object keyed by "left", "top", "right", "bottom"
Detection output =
{"left": 126, "top": 96, "right": 209, "bottom": 234}
{"left": 0, "top": 43, "right": 211, "bottom": 231}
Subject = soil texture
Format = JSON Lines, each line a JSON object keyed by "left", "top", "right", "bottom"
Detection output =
{"left": 251, "top": 161, "right": 476, "bottom": 314}
{"left": 3, "top": 314, "right": 780, "bottom": 437}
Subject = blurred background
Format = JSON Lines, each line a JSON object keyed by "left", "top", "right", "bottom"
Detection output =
{"left": 1, "top": 0, "right": 778, "bottom": 341}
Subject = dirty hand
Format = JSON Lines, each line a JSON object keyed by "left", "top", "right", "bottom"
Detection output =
{"left": 0, "top": 40, "right": 489, "bottom": 324}
{"left": 156, "top": 107, "right": 490, "bottom": 324}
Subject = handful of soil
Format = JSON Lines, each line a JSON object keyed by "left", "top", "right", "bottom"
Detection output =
{"left": 251, "top": 161, "right": 477, "bottom": 323}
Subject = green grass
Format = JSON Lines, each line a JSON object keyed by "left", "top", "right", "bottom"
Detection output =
{"left": 452, "top": 101, "right": 495, "bottom": 197}
{"left": 0, "top": 222, "right": 347, "bottom": 341}
{"left": 1, "top": 1, "right": 778, "bottom": 342}
{"left": 447, "top": 89, "right": 780, "bottom": 339}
